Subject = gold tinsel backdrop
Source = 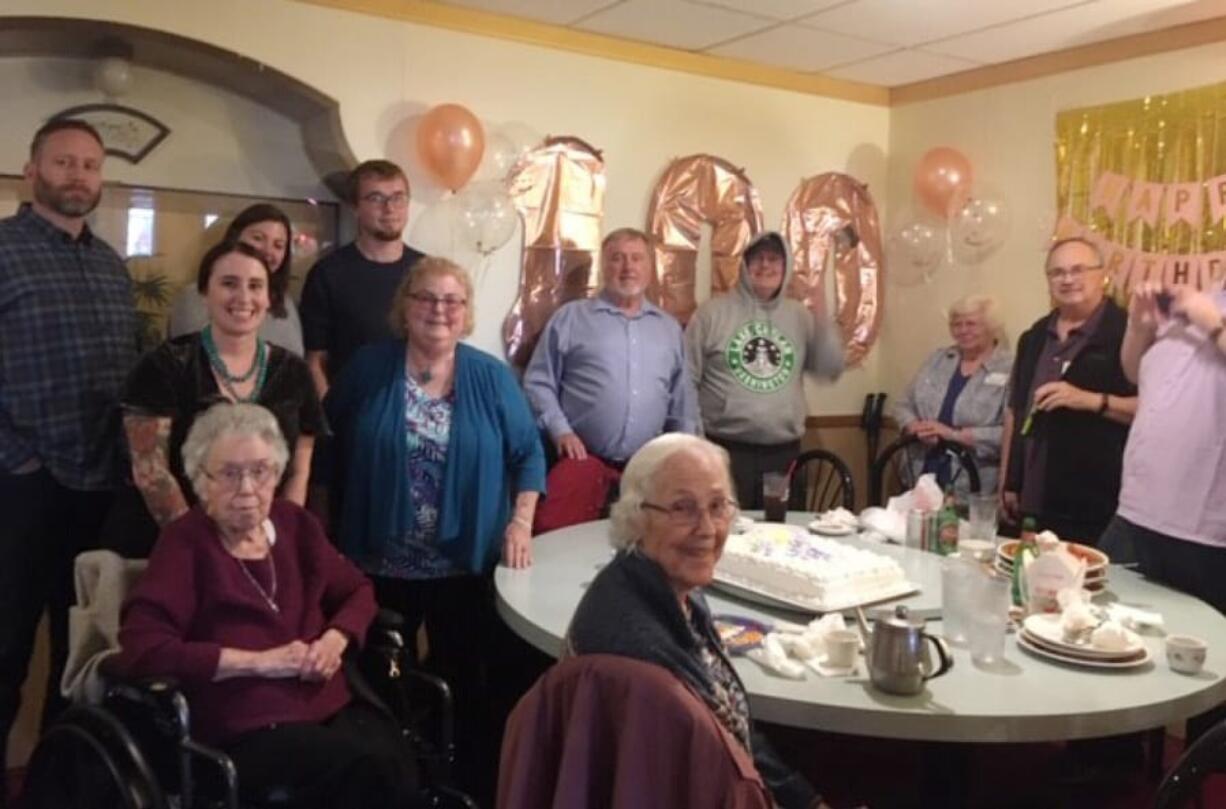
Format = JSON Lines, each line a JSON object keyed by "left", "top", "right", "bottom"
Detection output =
{"left": 1056, "top": 80, "right": 1226, "bottom": 294}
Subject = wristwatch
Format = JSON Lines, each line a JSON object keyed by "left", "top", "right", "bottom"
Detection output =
{"left": 1098, "top": 393, "right": 1109, "bottom": 414}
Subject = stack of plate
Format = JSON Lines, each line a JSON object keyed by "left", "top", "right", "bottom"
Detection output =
{"left": 994, "top": 540, "right": 1109, "bottom": 592}
{"left": 1017, "top": 613, "right": 1151, "bottom": 669}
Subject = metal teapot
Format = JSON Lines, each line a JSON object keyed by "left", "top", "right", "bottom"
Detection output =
{"left": 858, "top": 604, "right": 953, "bottom": 696}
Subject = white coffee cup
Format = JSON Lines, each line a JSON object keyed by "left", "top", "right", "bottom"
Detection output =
{"left": 824, "top": 629, "right": 859, "bottom": 668}
{"left": 1166, "top": 634, "right": 1208, "bottom": 675}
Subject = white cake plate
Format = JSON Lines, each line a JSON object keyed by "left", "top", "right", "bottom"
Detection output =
{"left": 708, "top": 572, "right": 920, "bottom": 615}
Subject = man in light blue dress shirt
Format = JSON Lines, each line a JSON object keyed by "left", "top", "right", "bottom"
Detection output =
{"left": 524, "top": 228, "right": 698, "bottom": 530}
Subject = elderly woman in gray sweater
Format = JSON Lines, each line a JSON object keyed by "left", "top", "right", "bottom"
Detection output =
{"left": 894, "top": 294, "right": 1013, "bottom": 496}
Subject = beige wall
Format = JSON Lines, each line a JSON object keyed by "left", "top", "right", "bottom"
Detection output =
{"left": 0, "top": 57, "right": 328, "bottom": 199}
{"left": 882, "top": 40, "right": 1226, "bottom": 403}
{"left": 1, "top": 0, "right": 891, "bottom": 412}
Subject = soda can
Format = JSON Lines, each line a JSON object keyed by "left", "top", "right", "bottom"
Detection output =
{"left": 905, "top": 509, "right": 925, "bottom": 549}
{"left": 922, "top": 511, "right": 940, "bottom": 553}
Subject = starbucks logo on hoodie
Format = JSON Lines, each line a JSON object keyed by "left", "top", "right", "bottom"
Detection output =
{"left": 726, "top": 321, "right": 795, "bottom": 393}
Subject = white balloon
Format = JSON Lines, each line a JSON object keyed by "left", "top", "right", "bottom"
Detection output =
{"left": 474, "top": 132, "right": 519, "bottom": 182}
{"left": 455, "top": 181, "right": 519, "bottom": 256}
{"left": 950, "top": 189, "right": 1011, "bottom": 265}
{"left": 886, "top": 215, "right": 944, "bottom": 287}
{"left": 409, "top": 196, "right": 460, "bottom": 257}
{"left": 498, "top": 122, "right": 544, "bottom": 163}
{"left": 95, "top": 57, "right": 132, "bottom": 98}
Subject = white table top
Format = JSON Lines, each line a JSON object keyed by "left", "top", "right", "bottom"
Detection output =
{"left": 494, "top": 517, "right": 1226, "bottom": 743}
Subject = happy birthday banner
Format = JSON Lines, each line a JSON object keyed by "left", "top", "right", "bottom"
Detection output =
{"left": 1055, "top": 80, "right": 1226, "bottom": 294}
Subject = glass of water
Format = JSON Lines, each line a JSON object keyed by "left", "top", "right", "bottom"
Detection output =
{"left": 966, "top": 573, "right": 1010, "bottom": 665}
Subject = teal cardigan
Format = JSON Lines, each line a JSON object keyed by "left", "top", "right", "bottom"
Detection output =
{"left": 325, "top": 340, "right": 546, "bottom": 574}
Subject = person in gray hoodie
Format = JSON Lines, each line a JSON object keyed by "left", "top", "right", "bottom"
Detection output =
{"left": 685, "top": 231, "right": 843, "bottom": 508}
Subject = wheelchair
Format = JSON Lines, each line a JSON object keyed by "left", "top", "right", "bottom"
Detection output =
{"left": 19, "top": 609, "right": 478, "bottom": 809}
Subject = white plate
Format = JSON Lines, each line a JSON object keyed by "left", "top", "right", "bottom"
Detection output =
{"left": 708, "top": 573, "right": 920, "bottom": 615}
{"left": 1022, "top": 614, "right": 1142, "bottom": 658}
{"left": 1016, "top": 633, "right": 1152, "bottom": 670}
{"left": 808, "top": 521, "right": 856, "bottom": 537}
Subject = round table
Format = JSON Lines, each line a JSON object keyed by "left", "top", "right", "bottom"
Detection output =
{"left": 495, "top": 518, "right": 1226, "bottom": 743}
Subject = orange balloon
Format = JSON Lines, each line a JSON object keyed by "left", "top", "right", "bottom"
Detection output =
{"left": 914, "top": 147, "right": 973, "bottom": 219}
{"left": 417, "top": 104, "right": 485, "bottom": 192}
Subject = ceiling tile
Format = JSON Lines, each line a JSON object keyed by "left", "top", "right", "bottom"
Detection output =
{"left": 576, "top": 0, "right": 772, "bottom": 50}
{"left": 824, "top": 48, "right": 980, "bottom": 84}
{"left": 802, "top": 0, "right": 1088, "bottom": 46}
{"left": 926, "top": 0, "right": 1226, "bottom": 63}
{"left": 706, "top": 24, "right": 894, "bottom": 72}
{"left": 436, "top": 0, "right": 622, "bottom": 26}
{"left": 686, "top": 0, "right": 851, "bottom": 21}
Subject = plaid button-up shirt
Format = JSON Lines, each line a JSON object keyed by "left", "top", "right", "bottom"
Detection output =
{"left": 0, "top": 204, "right": 137, "bottom": 490}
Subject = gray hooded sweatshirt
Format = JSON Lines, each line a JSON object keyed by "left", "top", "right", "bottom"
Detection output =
{"left": 685, "top": 231, "right": 844, "bottom": 444}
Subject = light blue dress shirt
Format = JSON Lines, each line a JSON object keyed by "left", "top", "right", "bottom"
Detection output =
{"left": 523, "top": 293, "right": 699, "bottom": 462}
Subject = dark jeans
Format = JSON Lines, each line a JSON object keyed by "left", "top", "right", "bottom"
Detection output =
{"left": 1103, "top": 515, "right": 1226, "bottom": 616}
{"left": 224, "top": 701, "right": 422, "bottom": 809}
{"left": 0, "top": 469, "right": 112, "bottom": 801}
{"left": 708, "top": 435, "right": 805, "bottom": 511}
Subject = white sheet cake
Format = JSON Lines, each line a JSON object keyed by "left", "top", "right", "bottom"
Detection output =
{"left": 717, "top": 523, "right": 908, "bottom": 610}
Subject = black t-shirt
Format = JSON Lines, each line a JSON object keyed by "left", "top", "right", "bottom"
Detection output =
{"left": 122, "top": 335, "right": 327, "bottom": 499}
{"left": 299, "top": 242, "right": 424, "bottom": 382}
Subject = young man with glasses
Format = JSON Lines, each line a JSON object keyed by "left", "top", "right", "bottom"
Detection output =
{"left": 300, "top": 160, "right": 424, "bottom": 399}
{"left": 999, "top": 237, "right": 1137, "bottom": 545}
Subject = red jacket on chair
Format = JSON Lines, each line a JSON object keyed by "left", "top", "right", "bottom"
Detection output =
{"left": 497, "top": 654, "right": 773, "bottom": 809}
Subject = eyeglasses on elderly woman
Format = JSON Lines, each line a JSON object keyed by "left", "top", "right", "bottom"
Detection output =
{"left": 203, "top": 460, "right": 279, "bottom": 490}
{"left": 641, "top": 497, "right": 738, "bottom": 527}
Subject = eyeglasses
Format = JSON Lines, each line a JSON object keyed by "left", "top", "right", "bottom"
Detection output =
{"left": 361, "top": 192, "right": 409, "bottom": 208}
{"left": 1045, "top": 264, "right": 1102, "bottom": 280}
{"left": 204, "top": 461, "right": 278, "bottom": 490}
{"left": 408, "top": 293, "right": 467, "bottom": 311}
{"left": 642, "top": 497, "right": 738, "bottom": 527}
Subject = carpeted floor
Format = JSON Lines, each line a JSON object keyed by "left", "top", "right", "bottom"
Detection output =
{"left": 8, "top": 734, "right": 1226, "bottom": 808}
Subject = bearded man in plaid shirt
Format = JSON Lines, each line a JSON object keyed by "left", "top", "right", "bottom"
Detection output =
{"left": 0, "top": 119, "right": 136, "bottom": 800}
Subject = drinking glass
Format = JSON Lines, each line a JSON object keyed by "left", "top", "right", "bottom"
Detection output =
{"left": 967, "top": 494, "right": 999, "bottom": 540}
{"left": 940, "top": 555, "right": 976, "bottom": 645}
{"left": 762, "top": 471, "right": 789, "bottom": 522}
{"left": 966, "top": 573, "right": 1010, "bottom": 665}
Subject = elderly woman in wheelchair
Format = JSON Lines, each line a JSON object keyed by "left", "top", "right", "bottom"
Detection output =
{"left": 22, "top": 403, "right": 464, "bottom": 809}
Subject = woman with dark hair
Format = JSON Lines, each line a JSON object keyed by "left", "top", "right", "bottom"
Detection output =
{"left": 102, "top": 240, "right": 324, "bottom": 557}
{"left": 168, "top": 204, "right": 304, "bottom": 355}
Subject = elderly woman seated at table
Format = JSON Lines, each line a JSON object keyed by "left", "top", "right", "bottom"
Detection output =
{"left": 565, "top": 433, "right": 829, "bottom": 809}
{"left": 894, "top": 294, "right": 1013, "bottom": 495}
{"left": 113, "top": 403, "right": 419, "bottom": 808}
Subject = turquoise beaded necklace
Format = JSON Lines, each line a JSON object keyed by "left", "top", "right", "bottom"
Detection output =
{"left": 202, "top": 325, "right": 268, "bottom": 403}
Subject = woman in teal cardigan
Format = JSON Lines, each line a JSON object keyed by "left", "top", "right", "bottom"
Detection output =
{"left": 325, "top": 257, "right": 545, "bottom": 797}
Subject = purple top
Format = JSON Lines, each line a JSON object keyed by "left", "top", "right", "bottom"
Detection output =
{"left": 115, "top": 501, "right": 376, "bottom": 744}
{"left": 1019, "top": 301, "right": 1107, "bottom": 515}
{"left": 1117, "top": 292, "right": 1226, "bottom": 547}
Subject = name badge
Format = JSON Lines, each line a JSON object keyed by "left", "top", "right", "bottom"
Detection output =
{"left": 984, "top": 372, "right": 1008, "bottom": 387}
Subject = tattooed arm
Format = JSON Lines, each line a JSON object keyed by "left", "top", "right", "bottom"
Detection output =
{"left": 124, "top": 414, "right": 189, "bottom": 526}
{"left": 280, "top": 435, "right": 314, "bottom": 506}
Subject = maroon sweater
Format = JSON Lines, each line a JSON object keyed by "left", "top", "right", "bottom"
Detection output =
{"left": 114, "top": 501, "right": 376, "bottom": 745}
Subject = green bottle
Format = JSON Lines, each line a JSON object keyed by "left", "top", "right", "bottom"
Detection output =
{"left": 1011, "top": 518, "right": 1038, "bottom": 608}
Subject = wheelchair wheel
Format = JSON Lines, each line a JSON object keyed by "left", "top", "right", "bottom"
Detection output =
{"left": 20, "top": 705, "right": 167, "bottom": 809}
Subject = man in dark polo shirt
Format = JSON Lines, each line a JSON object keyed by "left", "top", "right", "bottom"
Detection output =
{"left": 0, "top": 119, "right": 137, "bottom": 800}
{"left": 299, "top": 159, "right": 424, "bottom": 398}
{"left": 999, "top": 237, "right": 1137, "bottom": 545}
